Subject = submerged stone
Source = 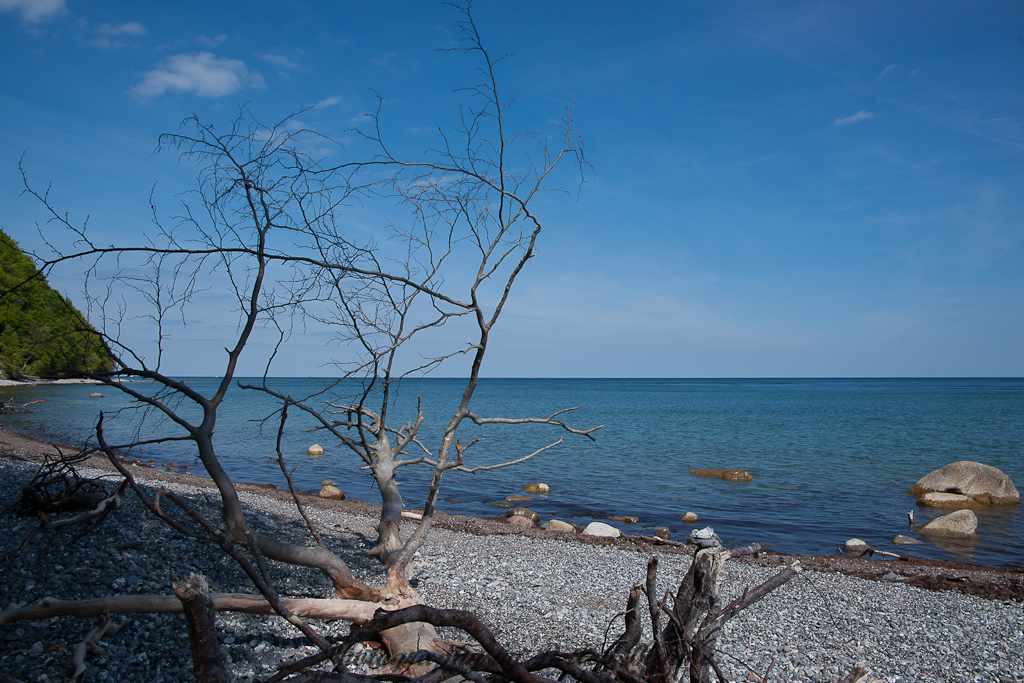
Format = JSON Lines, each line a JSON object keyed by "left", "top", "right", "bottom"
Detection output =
{"left": 689, "top": 469, "right": 753, "bottom": 482}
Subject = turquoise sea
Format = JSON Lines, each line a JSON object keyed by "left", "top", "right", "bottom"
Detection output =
{"left": 2, "top": 377, "right": 1022, "bottom": 568}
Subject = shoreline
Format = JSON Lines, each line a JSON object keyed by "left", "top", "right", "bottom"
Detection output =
{"left": 0, "top": 377, "right": 103, "bottom": 387}
{"left": 1, "top": 423, "right": 1021, "bottom": 602}
{"left": 1, "top": 438, "right": 1023, "bottom": 682}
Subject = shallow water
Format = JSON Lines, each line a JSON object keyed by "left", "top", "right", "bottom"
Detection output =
{"left": 2, "top": 377, "right": 1022, "bottom": 568}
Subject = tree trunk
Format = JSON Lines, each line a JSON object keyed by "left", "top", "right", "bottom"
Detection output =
{"left": 173, "top": 573, "right": 230, "bottom": 683}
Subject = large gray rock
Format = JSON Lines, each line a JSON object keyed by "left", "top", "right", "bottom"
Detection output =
{"left": 918, "top": 509, "right": 978, "bottom": 538}
{"left": 907, "top": 461, "right": 1019, "bottom": 505}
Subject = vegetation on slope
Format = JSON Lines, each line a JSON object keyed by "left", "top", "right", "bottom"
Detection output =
{"left": 0, "top": 229, "right": 114, "bottom": 379}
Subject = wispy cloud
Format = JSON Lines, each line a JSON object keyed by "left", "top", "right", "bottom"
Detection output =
{"left": 89, "top": 21, "right": 147, "bottom": 49}
{"left": 834, "top": 110, "right": 874, "bottom": 126}
{"left": 196, "top": 34, "right": 227, "bottom": 48}
{"left": 877, "top": 63, "right": 896, "bottom": 80}
{"left": 133, "top": 52, "right": 265, "bottom": 100}
{"left": 97, "top": 21, "right": 146, "bottom": 36}
{"left": 315, "top": 95, "right": 343, "bottom": 108}
{"left": 0, "top": 0, "right": 65, "bottom": 22}
{"left": 256, "top": 52, "right": 302, "bottom": 71}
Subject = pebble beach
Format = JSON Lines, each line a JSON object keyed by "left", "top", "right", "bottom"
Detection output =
{"left": 1, "top": 442, "right": 1023, "bottom": 683}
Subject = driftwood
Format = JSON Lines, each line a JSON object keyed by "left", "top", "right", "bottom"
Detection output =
{"left": 174, "top": 573, "right": 229, "bottom": 683}
{"left": 3, "top": 471, "right": 128, "bottom": 563}
{"left": 67, "top": 613, "right": 126, "bottom": 683}
{"left": 0, "top": 593, "right": 378, "bottom": 626}
{"left": 255, "top": 545, "right": 868, "bottom": 683}
{"left": 639, "top": 535, "right": 689, "bottom": 548}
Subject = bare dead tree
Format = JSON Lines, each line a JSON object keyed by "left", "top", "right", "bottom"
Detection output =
{"left": 2, "top": 0, "right": 597, "bottom": 672}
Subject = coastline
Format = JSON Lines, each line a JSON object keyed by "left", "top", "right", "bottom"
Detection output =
{"left": 3, "top": 376, "right": 1022, "bottom": 570}
{"left": 1, "top": 423, "right": 1021, "bottom": 602}
{"left": 0, "top": 378, "right": 103, "bottom": 387}
{"left": 1, "top": 430, "right": 1022, "bottom": 682}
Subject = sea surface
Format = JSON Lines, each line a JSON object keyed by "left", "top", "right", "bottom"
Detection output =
{"left": 2, "top": 377, "right": 1022, "bottom": 568}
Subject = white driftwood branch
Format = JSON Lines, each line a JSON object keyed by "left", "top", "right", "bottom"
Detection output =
{"left": 0, "top": 593, "right": 378, "bottom": 626}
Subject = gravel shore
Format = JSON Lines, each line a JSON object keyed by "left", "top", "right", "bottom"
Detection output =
{"left": 1, "top": 446, "right": 1023, "bottom": 683}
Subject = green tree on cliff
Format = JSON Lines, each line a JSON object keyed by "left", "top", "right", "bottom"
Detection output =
{"left": 0, "top": 229, "right": 113, "bottom": 379}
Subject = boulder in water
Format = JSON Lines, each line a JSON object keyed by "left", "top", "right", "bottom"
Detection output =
{"left": 907, "top": 461, "right": 1018, "bottom": 505}
{"left": 918, "top": 509, "right": 978, "bottom": 538}
{"left": 844, "top": 538, "right": 870, "bottom": 555}
{"left": 523, "top": 482, "right": 551, "bottom": 494}
{"left": 680, "top": 511, "right": 699, "bottom": 523}
{"left": 307, "top": 444, "right": 324, "bottom": 456}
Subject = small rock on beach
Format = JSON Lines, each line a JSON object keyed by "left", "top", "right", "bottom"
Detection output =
{"left": 582, "top": 521, "right": 620, "bottom": 537}
{"left": 318, "top": 484, "right": 344, "bottom": 500}
{"left": 507, "top": 507, "right": 540, "bottom": 524}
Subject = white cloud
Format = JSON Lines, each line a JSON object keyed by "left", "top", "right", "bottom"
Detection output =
{"left": 315, "top": 95, "right": 342, "bottom": 108}
{"left": 0, "top": 0, "right": 65, "bottom": 22}
{"left": 256, "top": 52, "right": 301, "bottom": 70}
{"left": 90, "top": 21, "right": 148, "bottom": 49}
{"left": 833, "top": 110, "right": 874, "bottom": 126}
{"left": 96, "top": 21, "right": 147, "bottom": 36}
{"left": 133, "top": 52, "right": 265, "bottom": 100}
{"left": 877, "top": 63, "right": 896, "bottom": 80}
{"left": 196, "top": 34, "right": 227, "bottom": 48}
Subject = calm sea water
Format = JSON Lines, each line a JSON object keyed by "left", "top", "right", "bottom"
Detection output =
{"left": 2, "top": 377, "right": 1022, "bottom": 568}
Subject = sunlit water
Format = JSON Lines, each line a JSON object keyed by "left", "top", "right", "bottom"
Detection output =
{"left": 2, "top": 377, "right": 1022, "bottom": 568}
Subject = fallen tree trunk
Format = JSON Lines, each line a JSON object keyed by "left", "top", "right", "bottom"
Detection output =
{"left": 0, "top": 593, "right": 378, "bottom": 625}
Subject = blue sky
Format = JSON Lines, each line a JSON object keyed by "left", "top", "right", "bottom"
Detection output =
{"left": 2, "top": 0, "right": 1022, "bottom": 377}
